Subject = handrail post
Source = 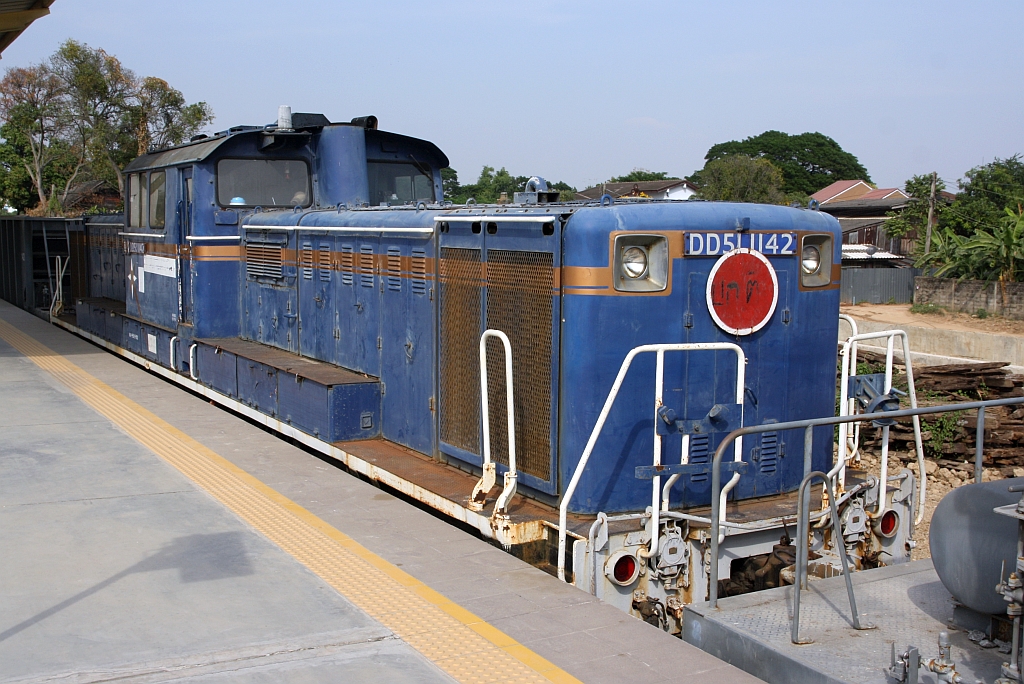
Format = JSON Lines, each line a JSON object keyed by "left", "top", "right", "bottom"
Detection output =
{"left": 975, "top": 407, "right": 985, "bottom": 484}
{"left": 793, "top": 470, "right": 870, "bottom": 644}
{"left": 472, "top": 330, "right": 518, "bottom": 515}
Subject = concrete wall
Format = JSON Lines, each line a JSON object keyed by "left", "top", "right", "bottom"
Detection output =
{"left": 915, "top": 276, "right": 1024, "bottom": 319}
{"left": 840, "top": 316, "right": 1024, "bottom": 372}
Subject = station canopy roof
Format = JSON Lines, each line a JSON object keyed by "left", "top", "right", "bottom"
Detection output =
{"left": 0, "top": 1, "right": 53, "bottom": 58}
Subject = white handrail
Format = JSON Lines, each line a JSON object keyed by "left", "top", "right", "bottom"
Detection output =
{"left": 557, "top": 342, "right": 746, "bottom": 582}
{"left": 169, "top": 336, "right": 178, "bottom": 371}
{"left": 836, "top": 329, "right": 926, "bottom": 524}
{"left": 49, "top": 256, "right": 69, "bottom": 318}
{"left": 837, "top": 314, "right": 861, "bottom": 485}
{"left": 189, "top": 343, "right": 198, "bottom": 381}
{"left": 470, "top": 329, "right": 518, "bottom": 516}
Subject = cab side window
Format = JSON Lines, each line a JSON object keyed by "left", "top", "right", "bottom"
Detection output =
{"left": 127, "top": 174, "right": 143, "bottom": 228}
{"left": 149, "top": 171, "right": 166, "bottom": 228}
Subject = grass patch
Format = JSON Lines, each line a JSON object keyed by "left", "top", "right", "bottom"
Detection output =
{"left": 910, "top": 302, "right": 945, "bottom": 315}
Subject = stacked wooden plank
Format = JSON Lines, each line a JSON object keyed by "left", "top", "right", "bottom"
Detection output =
{"left": 852, "top": 353, "right": 1024, "bottom": 470}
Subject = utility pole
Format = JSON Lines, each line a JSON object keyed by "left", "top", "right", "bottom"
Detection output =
{"left": 924, "top": 172, "right": 937, "bottom": 255}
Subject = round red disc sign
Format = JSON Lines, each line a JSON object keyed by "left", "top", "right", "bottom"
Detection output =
{"left": 705, "top": 248, "right": 779, "bottom": 335}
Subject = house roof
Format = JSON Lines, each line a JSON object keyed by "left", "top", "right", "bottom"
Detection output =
{"left": 842, "top": 244, "right": 902, "bottom": 260}
{"left": 811, "top": 180, "right": 873, "bottom": 204}
{"left": 819, "top": 196, "right": 909, "bottom": 217}
{"left": 856, "top": 188, "right": 908, "bottom": 201}
{"left": 0, "top": 1, "right": 53, "bottom": 58}
{"left": 576, "top": 179, "right": 697, "bottom": 200}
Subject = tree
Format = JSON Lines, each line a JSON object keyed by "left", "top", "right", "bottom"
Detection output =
{"left": 444, "top": 165, "right": 576, "bottom": 203}
{"left": 608, "top": 169, "right": 679, "bottom": 183}
{"left": 0, "top": 64, "right": 76, "bottom": 209}
{"left": 693, "top": 155, "right": 785, "bottom": 204}
{"left": 0, "top": 39, "right": 213, "bottom": 214}
{"left": 691, "top": 131, "right": 871, "bottom": 196}
{"left": 945, "top": 156, "right": 1024, "bottom": 237}
{"left": 884, "top": 173, "right": 947, "bottom": 240}
{"left": 441, "top": 167, "right": 459, "bottom": 200}
{"left": 133, "top": 76, "right": 213, "bottom": 153}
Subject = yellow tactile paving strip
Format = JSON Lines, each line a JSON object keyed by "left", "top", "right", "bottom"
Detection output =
{"left": 0, "top": 317, "right": 581, "bottom": 684}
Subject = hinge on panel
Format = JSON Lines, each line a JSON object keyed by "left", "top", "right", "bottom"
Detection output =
{"left": 377, "top": 337, "right": 382, "bottom": 350}
{"left": 782, "top": 308, "right": 791, "bottom": 324}
{"left": 429, "top": 288, "right": 434, "bottom": 301}
{"left": 380, "top": 382, "right": 385, "bottom": 396}
{"left": 683, "top": 312, "right": 694, "bottom": 329}
{"left": 429, "top": 396, "right": 435, "bottom": 412}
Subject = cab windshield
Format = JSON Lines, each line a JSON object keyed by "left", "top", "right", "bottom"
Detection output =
{"left": 217, "top": 159, "right": 311, "bottom": 208}
{"left": 368, "top": 161, "right": 434, "bottom": 206}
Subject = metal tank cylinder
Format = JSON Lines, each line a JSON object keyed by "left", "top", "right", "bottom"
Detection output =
{"left": 930, "top": 477, "right": 1023, "bottom": 615}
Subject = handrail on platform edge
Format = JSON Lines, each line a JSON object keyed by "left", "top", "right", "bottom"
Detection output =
{"left": 708, "top": 395, "right": 1024, "bottom": 609}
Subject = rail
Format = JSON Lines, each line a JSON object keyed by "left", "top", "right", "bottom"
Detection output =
{"left": 708, "top": 395, "right": 1024, "bottom": 609}
{"left": 469, "top": 330, "right": 518, "bottom": 516}
{"left": 838, "top": 329, "right": 926, "bottom": 523}
{"left": 791, "top": 470, "right": 871, "bottom": 643}
{"left": 557, "top": 342, "right": 746, "bottom": 582}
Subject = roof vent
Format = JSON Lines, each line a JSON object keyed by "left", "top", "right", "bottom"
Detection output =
{"left": 350, "top": 115, "right": 378, "bottom": 130}
{"left": 277, "top": 105, "right": 292, "bottom": 131}
{"left": 514, "top": 176, "right": 560, "bottom": 204}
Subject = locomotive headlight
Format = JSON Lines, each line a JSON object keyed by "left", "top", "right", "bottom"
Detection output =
{"left": 799, "top": 234, "right": 833, "bottom": 288}
{"left": 801, "top": 245, "right": 821, "bottom": 274}
{"left": 613, "top": 234, "right": 668, "bottom": 292}
{"left": 622, "top": 246, "right": 649, "bottom": 279}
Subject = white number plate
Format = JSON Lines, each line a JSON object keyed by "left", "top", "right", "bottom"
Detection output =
{"left": 685, "top": 232, "right": 797, "bottom": 256}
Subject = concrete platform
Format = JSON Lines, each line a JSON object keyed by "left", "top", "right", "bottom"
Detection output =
{"left": 0, "top": 299, "right": 758, "bottom": 684}
{"left": 683, "top": 560, "right": 1008, "bottom": 684}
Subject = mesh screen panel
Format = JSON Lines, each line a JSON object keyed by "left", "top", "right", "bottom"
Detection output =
{"left": 439, "top": 248, "right": 482, "bottom": 455}
{"left": 484, "top": 250, "right": 553, "bottom": 480}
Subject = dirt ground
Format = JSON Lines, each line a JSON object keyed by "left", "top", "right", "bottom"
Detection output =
{"left": 852, "top": 449, "right": 1016, "bottom": 561}
{"left": 842, "top": 302, "right": 1024, "bottom": 337}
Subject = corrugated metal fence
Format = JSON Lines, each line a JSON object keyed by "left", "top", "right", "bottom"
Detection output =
{"left": 840, "top": 267, "right": 921, "bottom": 305}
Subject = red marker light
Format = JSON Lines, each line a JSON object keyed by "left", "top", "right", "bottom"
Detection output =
{"left": 880, "top": 510, "right": 899, "bottom": 537}
{"left": 613, "top": 554, "right": 637, "bottom": 584}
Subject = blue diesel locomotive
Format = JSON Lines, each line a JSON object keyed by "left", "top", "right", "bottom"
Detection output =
{"left": 60, "top": 108, "right": 916, "bottom": 631}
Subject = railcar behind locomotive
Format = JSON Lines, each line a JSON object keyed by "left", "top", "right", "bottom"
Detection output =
{"left": 55, "top": 107, "right": 917, "bottom": 632}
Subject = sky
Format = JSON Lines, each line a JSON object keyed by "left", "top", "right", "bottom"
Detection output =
{"left": 3, "top": 0, "right": 1023, "bottom": 192}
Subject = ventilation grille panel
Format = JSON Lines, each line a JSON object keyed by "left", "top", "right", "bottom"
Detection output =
{"left": 484, "top": 250, "right": 554, "bottom": 480}
{"left": 412, "top": 248, "right": 427, "bottom": 295}
{"left": 438, "top": 248, "right": 482, "bottom": 455}
{"left": 689, "top": 434, "right": 711, "bottom": 483}
{"left": 318, "top": 244, "right": 331, "bottom": 281}
{"left": 759, "top": 431, "right": 778, "bottom": 474}
{"left": 386, "top": 247, "right": 402, "bottom": 292}
{"left": 245, "top": 243, "right": 284, "bottom": 279}
{"left": 359, "top": 246, "right": 374, "bottom": 288}
{"left": 300, "top": 242, "right": 314, "bottom": 280}
{"left": 340, "top": 245, "right": 354, "bottom": 285}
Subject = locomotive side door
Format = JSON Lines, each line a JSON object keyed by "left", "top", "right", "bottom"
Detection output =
{"left": 297, "top": 231, "right": 333, "bottom": 362}
{"left": 378, "top": 233, "right": 434, "bottom": 454}
{"left": 331, "top": 235, "right": 381, "bottom": 377}
{"left": 179, "top": 167, "right": 193, "bottom": 324}
{"left": 242, "top": 229, "right": 299, "bottom": 353}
